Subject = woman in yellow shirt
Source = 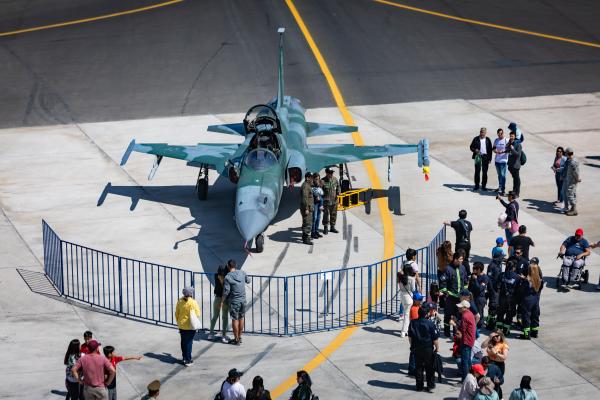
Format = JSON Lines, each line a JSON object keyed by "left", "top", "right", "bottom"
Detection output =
{"left": 175, "top": 286, "right": 201, "bottom": 366}
{"left": 482, "top": 329, "right": 509, "bottom": 376}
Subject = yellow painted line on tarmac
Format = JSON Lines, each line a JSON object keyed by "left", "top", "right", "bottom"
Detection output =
{"left": 271, "top": 1, "right": 396, "bottom": 398}
{"left": 0, "top": 0, "right": 184, "bottom": 38}
{"left": 374, "top": 0, "right": 600, "bottom": 49}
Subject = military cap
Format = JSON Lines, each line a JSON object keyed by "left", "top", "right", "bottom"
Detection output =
{"left": 147, "top": 380, "right": 160, "bottom": 392}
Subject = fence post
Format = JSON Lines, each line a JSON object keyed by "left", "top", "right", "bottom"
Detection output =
{"left": 367, "top": 265, "right": 373, "bottom": 323}
{"left": 59, "top": 239, "right": 65, "bottom": 295}
{"left": 283, "top": 277, "right": 289, "bottom": 336}
{"left": 118, "top": 257, "right": 123, "bottom": 314}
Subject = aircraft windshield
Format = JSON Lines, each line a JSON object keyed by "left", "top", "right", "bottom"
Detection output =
{"left": 244, "top": 149, "right": 277, "bottom": 171}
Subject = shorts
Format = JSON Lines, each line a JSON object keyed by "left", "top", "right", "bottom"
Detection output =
{"left": 229, "top": 301, "right": 246, "bottom": 320}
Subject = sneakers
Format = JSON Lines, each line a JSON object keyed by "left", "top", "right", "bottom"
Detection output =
{"left": 221, "top": 334, "right": 231, "bottom": 343}
{"left": 399, "top": 332, "right": 407, "bottom": 338}
{"left": 207, "top": 332, "right": 215, "bottom": 340}
{"left": 183, "top": 359, "right": 193, "bottom": 366}
{"left": 566, "top": 208, "right": 578, "bottom": 216}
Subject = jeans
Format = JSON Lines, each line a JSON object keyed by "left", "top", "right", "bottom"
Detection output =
{"left": 555, "top": 173, "right": 563, "bottom": 202}
{"left": 508, "top": 166, "right": 520, "bottom": 196}
{"left": 311, "top": 201, "right": 322, "bottom": 235}
{"left": 83, "top": 386, "right": 108, "bottom": 400}
{"left": 65, "top": 379, "right": 81, "bottom": 400}
{"left": 504, "top": 228, "right": 513, "bottom": 243}
{"left": 459, "top": 344, "right": 473, "bottom": 381}
{"left": 179, "top": 329, "right": 195, "bottom": 362}
{"left": 495, "top": 162, "right": 507, "bottom": 192}
{"left": 474, "top": 160, "right": 489, "bottom": 188}
{"left": 414, "top": 346, "right": 435, "bottom": 390}
{"left": 209, "top": 296, "right": 229, "bottom": 334}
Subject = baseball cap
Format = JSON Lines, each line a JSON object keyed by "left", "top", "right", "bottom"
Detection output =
{"left": 182, "top": 286, "right": 194, "bottom": 297}
{"left": 147, "top": 380, "right": 161, "bottom": 392}
{"left": 413, "top": 292, "right": 424, "bottom": 301}
{"left": 530, "top": 257, "right": 540, "bottom": 265}
{"left": 87, "top": 339, "right": 101, "bottom": 352}
{"left": 459, "top": 289, "right": 471, "bottom": 297}
{"left": 496, "top": 237, "right": 504, "bottom": 245}
{"left": 457, "top": 300, "right": 471, "bottom": 309}
{"left": 575, "top": 228, "right": 584, "bottom": 236}
{"left": 565, "top": 147, "right": 574, "bottom": 154}
{"left": 508, "top": 122, "right": 517, "bottom": 131}
{"left": 472, "top": 363, "right": 486, "bottom": 376}
{"left": 228, "top": 368, "right": 243, "bottom": 379}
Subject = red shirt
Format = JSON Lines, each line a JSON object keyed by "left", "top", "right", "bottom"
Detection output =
{"left": 74, "top": 353, "right": 113, "bottom": 387}
{"left": 109, "top": 356, "right": 124, "bottom": 368}
{"left": 409, "top": 305, "right": 420, "bottom": 321}
{"left": 459, "top": 310, "right": 476, "bottom": 347}
{"left": 80, "top": 343, "right": 90, "bottom": 355}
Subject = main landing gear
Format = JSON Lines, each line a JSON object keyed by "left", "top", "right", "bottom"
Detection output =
{"left": 196, "top": 165, "right": 209, "bottom": 201}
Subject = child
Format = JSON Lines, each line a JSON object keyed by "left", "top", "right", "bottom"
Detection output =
{"left": 492, "top": 237, "right": 506, "bottom": 260}
{"left": 80, "top": 331, "right": 93, "bottom": 354}
{"left": 103, "top": 346, "right": 143, "bottom": 400}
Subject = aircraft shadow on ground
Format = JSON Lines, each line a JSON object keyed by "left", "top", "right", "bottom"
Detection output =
{"left": 585, "top": 155, "right": 600, "bottom": 169}
{"left": 97, "top": 176, "right": 299, "bottom": 273}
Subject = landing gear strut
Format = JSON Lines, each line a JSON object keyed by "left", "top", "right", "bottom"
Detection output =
{"left": 196, "top": 165, "right": 209, "bottom": 201}
{"left": 255, "top": 233, "right": 265, "bottom": 253}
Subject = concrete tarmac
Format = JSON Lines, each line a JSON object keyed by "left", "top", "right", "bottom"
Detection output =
{"left": 1, "top": 94, "right": 599, "bottom": 399}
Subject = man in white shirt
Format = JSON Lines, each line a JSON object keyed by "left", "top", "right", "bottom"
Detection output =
{"left": 221, "top": 369, "right": 246, "bottom": 400}
{"left": 492, "top": 128, "right": 509, "bottom": 195}
{"left": 469, "top": 127, "right": 493, "bottom": 191}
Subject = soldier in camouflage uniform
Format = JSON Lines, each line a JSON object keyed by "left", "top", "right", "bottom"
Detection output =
{"left": 322, "top": 168, "right": 340, "bottom": 234}
{"left": 563, "top": 147, "right": 581, "bottom": 216}
{"left": 300, "top": 172, "right": 314, "bottom": 245}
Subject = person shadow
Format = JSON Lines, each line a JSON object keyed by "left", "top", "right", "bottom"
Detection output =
{"left": 97, "top": 175, "right": 298, "bottom": 273}
{"left": 522, "top": 198, "right": 563, "bottom": 214}
{"left": 443, "top": 183, "right": 497, "bottom": 197}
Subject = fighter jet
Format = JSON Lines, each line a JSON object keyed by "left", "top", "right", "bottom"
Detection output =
{"left": 120, "top": 28, "right": 429, "bottom": 252}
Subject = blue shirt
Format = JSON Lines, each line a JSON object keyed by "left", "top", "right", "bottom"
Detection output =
{"left": 492, "top": 246, "right": 506, "bottom": 259}
{"left": 563, "top": 236, "right": 590, "bottom": 256}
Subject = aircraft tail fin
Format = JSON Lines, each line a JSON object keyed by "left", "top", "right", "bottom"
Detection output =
{"left": 277, "top": 27, "right": 285, "bottom": 109}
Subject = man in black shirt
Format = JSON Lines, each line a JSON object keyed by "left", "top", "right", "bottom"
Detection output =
{"left": 408, "top": 307, "right": 440, "bottom": 393}
{"left": 508, "top": 225, "right": 535, "bottom": 259}
{"left": 444, "top": 210, "right": 473, "bottom": 262}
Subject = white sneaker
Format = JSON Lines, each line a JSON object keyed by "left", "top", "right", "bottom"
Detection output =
{"left": 207, "top": 333, "right": 215, "bottom": 340}
{"left": 400, "top": 332, "right": 407, "bottom": 338}
{"left": 221, "top": 335, "right": 231, "bottom": 343}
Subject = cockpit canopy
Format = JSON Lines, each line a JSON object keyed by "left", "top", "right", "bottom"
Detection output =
{"left": 244, "top": 148, "right": 278, "bottom": 171}
{"left": 243, "top": 104, "right": 281, "bottom": 135}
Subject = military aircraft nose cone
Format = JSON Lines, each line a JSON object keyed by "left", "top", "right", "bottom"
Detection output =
{"left": 236, "top": 210, "right": 270, "bottom": 242}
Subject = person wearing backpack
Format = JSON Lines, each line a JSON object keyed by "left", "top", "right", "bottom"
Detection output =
{"left": 220, "top": 369, "right": 246, "bottom": 400}
{"left": 290, "top": 370, "right": 313, "bottom": 400}
{"left": 397, "top": 260, "right": 417, "bottom": 337}
{"left": 504, "top": 131, "right": 523, "bottom": 198}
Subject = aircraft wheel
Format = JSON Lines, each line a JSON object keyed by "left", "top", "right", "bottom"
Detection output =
{"left": 256, "top": 234, "right": 265, "bottom": 253}
{"left": 197, "top": 179, "right": 208, "bottom": 201}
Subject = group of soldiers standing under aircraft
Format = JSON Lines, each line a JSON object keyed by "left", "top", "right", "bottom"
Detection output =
{"left": 300, "top": 168, "right": 341, "bottom": 245}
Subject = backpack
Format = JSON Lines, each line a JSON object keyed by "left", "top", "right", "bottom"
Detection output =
{"left": 520, "top": 150, "right": 527, "bottom": 165}
{"left": 214, "top": 381, "right": 226, "bottom": 400}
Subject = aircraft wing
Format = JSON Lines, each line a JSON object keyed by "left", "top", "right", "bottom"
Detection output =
{"left": 305, "top": 144, "right": 418, "bottom": 172}
{"left": 120, "top": 140, "right": 239, "bottom": 174}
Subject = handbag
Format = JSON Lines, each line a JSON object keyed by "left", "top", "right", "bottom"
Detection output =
{"left": 189, "top": 306, "right": 201, "bottom": 330}
{"left": 509, "top": 220, "right": 520, "bottom": 234}
{"left": 474, "top": 153, "right": 482, "bottom": 166}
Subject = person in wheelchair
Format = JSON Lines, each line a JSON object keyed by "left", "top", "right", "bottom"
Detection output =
{"left": 558, "top": 228, "right": 591, "bottom": 289}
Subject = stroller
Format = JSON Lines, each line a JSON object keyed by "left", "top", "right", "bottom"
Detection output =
{"left": 557, "top": 254, "right": 589, "bottom": 291}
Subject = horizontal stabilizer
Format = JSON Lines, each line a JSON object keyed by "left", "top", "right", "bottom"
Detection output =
{"left": 306, "top": 122, "right": 358, "bottom": 137}
{"left": 207, "top": 123, "right": 246, "bottom": 136}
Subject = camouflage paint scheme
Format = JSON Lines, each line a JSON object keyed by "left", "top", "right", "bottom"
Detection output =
{"left": 120, "top": 28, "right": 425, "bottom": 245}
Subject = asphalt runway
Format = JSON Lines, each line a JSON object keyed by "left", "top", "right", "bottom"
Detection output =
{"left": 1, "top": 0, "right": 600, "bottom": 128}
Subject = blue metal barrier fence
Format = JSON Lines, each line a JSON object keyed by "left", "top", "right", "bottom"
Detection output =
{"left": 42, "top": 220, "right": 445, "bottom": 336}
